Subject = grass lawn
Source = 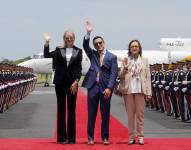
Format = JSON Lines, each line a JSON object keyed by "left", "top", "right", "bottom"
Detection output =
{"left": 36, "top": 73, "right": 84, "bottom": 86}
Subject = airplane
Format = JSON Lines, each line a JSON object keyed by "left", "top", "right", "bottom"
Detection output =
{"left": 18, "top": 38, "right": 191, "bottom": 86}
{"left": 18, "top": 51, "right": 91, "bottom": 86}
{"left": 18, "top": 52, "right": 90, "bottom": 75}
{"left": 160, "top": 38, "right": 191, "bottom": 51}
{"left": 18, "top": 50, "right": 191, "bottom": 86}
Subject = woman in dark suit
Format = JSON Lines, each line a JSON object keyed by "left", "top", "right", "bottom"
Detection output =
{"left": 44, "top": 31, "right": 82, "bottom": 144}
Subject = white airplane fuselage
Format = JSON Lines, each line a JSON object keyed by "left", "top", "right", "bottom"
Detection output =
{"left": 18, "top": 49, "right": 191, "bottom": 75}
{"left": 18, "top": 51, "right": 91, "bottom": 75}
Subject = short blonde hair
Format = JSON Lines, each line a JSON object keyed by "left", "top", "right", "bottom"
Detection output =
{"left": 63, "top": 30, "right": 75, "bottom": 40}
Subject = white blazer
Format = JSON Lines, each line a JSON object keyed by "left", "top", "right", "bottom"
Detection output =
{"left": 119, "top": 56, "right": 152, "bottom": 96}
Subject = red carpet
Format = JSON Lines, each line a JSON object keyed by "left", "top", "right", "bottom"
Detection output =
{"left": 0, "top": 90, "right": 191, "bottom": 150}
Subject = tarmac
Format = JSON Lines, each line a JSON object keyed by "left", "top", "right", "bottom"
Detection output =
{"left": 0, "top": 85, "right": 190, "bottom": 138}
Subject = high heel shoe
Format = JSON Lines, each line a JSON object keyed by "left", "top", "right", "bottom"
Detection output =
{"left": 138, "top": 138, "right": 144, "bottom": 145}
{"left": 128, "top": 139, "right": 135, "bottom": 145}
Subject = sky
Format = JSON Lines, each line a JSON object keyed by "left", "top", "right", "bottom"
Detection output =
{"left": 0, "top": 0, "right": 191, "bottom": 60}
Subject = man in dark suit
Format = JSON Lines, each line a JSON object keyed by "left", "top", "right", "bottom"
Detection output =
{"left": 44, "top": 31, "right": 82, "bottom": 144}
{"left": 82, "top": 21, "right": 118, "bottom": 145}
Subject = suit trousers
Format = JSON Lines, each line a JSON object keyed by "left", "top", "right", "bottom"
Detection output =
{"left": 55, "top": 84, "right": 77, "bottom": 142}
{"left": 87, "top": 84, "right": 111, "bottom": 140}
{"left": 123, "top": 93, "right": 145, "bottom": 139}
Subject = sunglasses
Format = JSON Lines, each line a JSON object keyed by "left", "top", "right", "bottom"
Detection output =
{"left": 65, "top": 37, "right": 74, "bottom": 41}
{"left": 94, "top": 41, "right": 103, "bottom": 46}
{"left": 130, "top": 45, "right": 139, "bottom": 48}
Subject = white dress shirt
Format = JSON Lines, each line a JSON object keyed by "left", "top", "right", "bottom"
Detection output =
{"left": 60, "top": 48, "right": 73, "bottom": 66}
{"left": 66, "top": 48, "right": 73, "bottom": 66}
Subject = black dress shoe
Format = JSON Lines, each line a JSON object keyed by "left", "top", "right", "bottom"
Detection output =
{"left": 167, "top": 112, "right": 173, "bottom": 116}
{"left": 58, "top": 141, "right": 67, "bottom": 144}
{"left": 160, "top": 107, "right": 165, "bottom": 113}
{"left": 68, "top": 139, "right": 75, "bottom": 144}
{"left": 174, "top": 114, "right": 180, "bottom": 119}
{"left": 155, "top": 106, "right": 159, "bottom": 111}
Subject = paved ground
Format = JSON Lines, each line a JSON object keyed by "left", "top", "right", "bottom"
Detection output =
{"left": 111, "top": 94, "right": 191, "bottom": 138}
{"left": 0, "top": 85, "right": 190, "bottom": 138}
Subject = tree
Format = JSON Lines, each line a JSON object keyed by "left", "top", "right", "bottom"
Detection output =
{"left": 0, "top": 56, "right": 31, "bottom": 64}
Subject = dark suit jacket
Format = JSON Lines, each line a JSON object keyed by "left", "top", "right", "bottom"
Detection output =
{"left": 82, "top": 37, "right": 118, "bottom": 92}
{"left": 44, "top": 45, "right": 82, "bottom": 85}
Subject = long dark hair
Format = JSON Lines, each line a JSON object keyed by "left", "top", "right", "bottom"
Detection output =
{"left": 128, "top": 40, "right": 142, "bottom": 57}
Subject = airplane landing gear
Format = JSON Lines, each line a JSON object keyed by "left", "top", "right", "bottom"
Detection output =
{"left": 44, "top": 74, "right": 49, "bottom": 87}
{"left": 44, "top": 82, "right": 49, "bottom": 87}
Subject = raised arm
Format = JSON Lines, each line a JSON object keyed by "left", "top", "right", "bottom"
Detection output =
{"left": 43, "top": 33, "right": 56, "bottom": 58}
{"left": 119, "top": 57, "right": 128, "bottom": 79}
{"left": 83, "top": 21, "right": 94, "bottom": 59}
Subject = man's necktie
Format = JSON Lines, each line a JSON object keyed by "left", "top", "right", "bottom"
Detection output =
{"left": 96, "top": 52, "right": 104, "bottom": 83}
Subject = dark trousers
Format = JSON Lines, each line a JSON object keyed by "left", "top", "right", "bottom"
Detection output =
{"left": 87, "top": 84, "right": 111, "bottom": 140}
{"left": 186, "top": 92, "right": 191, "bottom": 119}
{"left": 170, "top": 90, "right": 180, "bottom": 118}
{"left": 176, "top": 90, "right": 186, "bottom": 121}
{"left": 152, "top": 86, "right": 159, "bottom": 110}
{"left": 156, "top": 87, "right": 164, "bottom": 112}
{"left": 55, "top": 84, "right": 77, "bottom": 142}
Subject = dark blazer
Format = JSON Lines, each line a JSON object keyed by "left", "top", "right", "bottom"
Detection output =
{"left": 82, "top": 38, "right": 118, "bottom": 92}
{"left": 44, "top": 45, "right": 82, "bottom": 85}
